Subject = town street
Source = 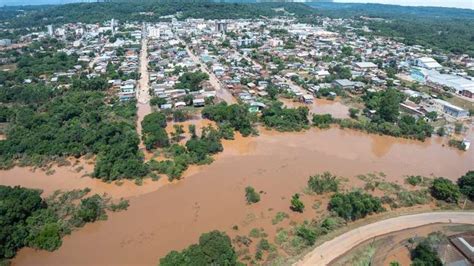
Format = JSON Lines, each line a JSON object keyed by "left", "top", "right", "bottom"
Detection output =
{"left": 295, "top": 211, "right": 474, "bottom": 266}
{"left": 185, "top": 46, "right": 237, "bottom": 104}
{"left": 136, "top": 27, "right": 152, "bottom": 151}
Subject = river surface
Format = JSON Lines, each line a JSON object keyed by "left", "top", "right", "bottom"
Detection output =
{"left": 7, "top": 126, "right": 474, "bottom": 265}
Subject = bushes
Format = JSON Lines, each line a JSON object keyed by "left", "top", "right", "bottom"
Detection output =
{"left": 430, "top": 177, "right": 460, "bottom": 203}
{"left": 405, "top": 175, "right": 423, "bottom": 186}
{"left": 329, "top": 191, "right": 384, "bottom": 221}
{"left": 159, "top": 231, "right": 238, "bottom": 266}
{"left": 202, "top": 102, "right": 254, "bottom": 136}
{"left": 307, "top": 172, "right": 339, "bottom": 194}
{"left": 295, "top": 223, "right": 317, "bottom": 246}
{"left": 261, "top": 102, "right": 309, "bottom": 132}
{"left": 290, "top": 193, "right": 305, "bottom": 213}
{"left": 458, "top": 171, "right": 474, "bottom": 200}
{"left": 73, "top": 195, "right": 107, "bottom": 225}
{"left": 411, "top": 241, "right": 442, "bottom": 266}
{"left": 312, "top": 114, "right": 333, "bottom": 129}
{"left": 245, "top": 186, "right": 260, "bottom": 204}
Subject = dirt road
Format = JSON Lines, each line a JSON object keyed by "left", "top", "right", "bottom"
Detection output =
{"left": 295, "top": 211, "right": 474, "bottom": 266}
{"left": 136, "top": 28, "right": 152, "bottom": 151}
{"left": 185, "top": 47, "right": 236, "bottom": 104}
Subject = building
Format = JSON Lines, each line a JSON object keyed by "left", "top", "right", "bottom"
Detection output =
{"left": 148, "top": 27, "right": 160, "bottom": 39}
{"left": 0, "top": 39, "right": 12, "bottom": 47}
{"left": 414, "top": 57, "right": 442, "bottom": 69}
{"left": 410, "top": 68, "right": 474, "bottom": 97}
{"left": 300, "top": 94, "right": 314, "bottom": 104}
{"left": 47, "top": 25, "right": 54, "bottom": 36}
{"left": 332, "top": 79, "right": 354, "bottom": 90}
{"left": 215, "top": 21, "right": 228, "bottom": 33}
{"left": 432, "top": 99, "right": 469, "bottom": 119}
{"left": 353, "top": 61, "right": 378, "bottom": 71}
{"left": 448, "top": 233, "right": 474, "bottom": 265}
{"left": 193, "top": 98, "right": 206, "bottom": 107}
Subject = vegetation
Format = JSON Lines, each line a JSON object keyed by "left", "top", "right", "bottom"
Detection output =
{"left": 411, "top": 241, "right": 442, "bottom": 266}
{"left": 147, "top": 125, "right": 223, "bottom": 180}
{"left": 312, "top": 114, "right": 333, "bottom": 129}
{"left": 329, "top": 191, "right": 384, "bottom": 221}
{"left": 159, "top": 230, "right": 238, "bottom": 266}
{"left": 308, "top": 2, "right": 474, "bottom": 56}
{"left": 430, "top": 177, "right": 460, "bottom": 203}
{"left": 307, "top": 172, "right": 339, "bottom": 194}
{"left": 458, "top": 171, "right": 474, "bottom": 201}
{"left": 405, "top": 175, "right": 423, "bottom": 186}
{"left": 290, "top": 193, "right": 305, "bottom": 213}
{"left": 272, "top": 212, "right": 289, "bottom": 225}
{"left": 0, "top": 86, "right": 147, "bottom": 180}
{"left": 202, "top": 102, "right": 254, "bottom": 136}
{"left": 174, "top": 71, "right": 209, "bottom": 92}
{"left": 261, "top": 102, "right": 309, "bottom": 132}
{"left": 0, "top": 186, "right": 127, "bottom": 261}
{"left": 141, "top": 112, "right": 169, "bottom": 150}
{"left": 245, "top": 186, "right": 260, "bottom": 204}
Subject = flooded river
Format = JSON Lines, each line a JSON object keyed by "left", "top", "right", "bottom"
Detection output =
{"left": 9, "top": 126, "right": 473, "bottom": 266}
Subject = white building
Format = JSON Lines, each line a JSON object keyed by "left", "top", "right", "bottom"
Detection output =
{"left": 148, "top": 27, "right": 160, "bottom": 39}
{"left": 47, "top": 25, "right": 54, "bottom": 36}
{"left": 414, "top": 57, "right": 442, "bottom": 69}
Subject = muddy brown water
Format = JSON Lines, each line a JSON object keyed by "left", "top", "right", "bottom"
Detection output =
{"left": 6, "top": 127, "right": 474, "bottom": 266}
{"left": 281, "top": 97, "right": 350, "bottom": 119}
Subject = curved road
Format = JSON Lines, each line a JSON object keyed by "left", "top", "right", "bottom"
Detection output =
{"left": 295, "top": 211, "right": 474, "bottom": 266}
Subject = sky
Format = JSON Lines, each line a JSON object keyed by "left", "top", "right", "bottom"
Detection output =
{"left": 334, "top": 0, "right": 474, "bottom": 9}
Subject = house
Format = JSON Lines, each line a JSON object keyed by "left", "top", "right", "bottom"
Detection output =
{"left": 414, "top": 57, "right": 442, "bottom": 69}
{"left": 432, "top": 99, "right": 469, "bottom": 119}
{"left": 353, "top": 62, "right": 377, "bottom": 71}
{"left": 193, "top": 98, "right": 205, "bottom": 107}
{"left": 332, "top": 79, "right": 354, "bottom": 90}
{"left": 300, "top": 94, "right": 314, "bottom": 104}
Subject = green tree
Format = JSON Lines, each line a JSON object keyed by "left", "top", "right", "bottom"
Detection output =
{"left": 457, "top": 171, "right": 474, "bottom": 200}
{"left": 160, "top": 231, "right": 237, "bottom": 266}
{"left": 329, "top": 191, "right": 384, "bottom": 221}
{"left": 290, "top": 193, "right": 304, "bottom": 213}
{"left": 411, "top": 241, "right": 442, "bottom": 266}
{"left": 245, "top": 186, "right": 260, "bottom": 204}
{"left": 430, "top": 177, "right": 460, "bottom": 203}
{"left": 378, "top": 88, "right": 402, "bottom": 123}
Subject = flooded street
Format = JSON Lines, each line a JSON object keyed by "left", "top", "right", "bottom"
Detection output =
{"left": 11, "top": 127, "right": 473, "bottom": 266}
{"left": 136, "top": 29, "right": 152, "bottom": 152}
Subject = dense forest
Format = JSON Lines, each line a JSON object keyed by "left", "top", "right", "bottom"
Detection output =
{"left": 0, "top": 0, "right": 312, "bottom": 28}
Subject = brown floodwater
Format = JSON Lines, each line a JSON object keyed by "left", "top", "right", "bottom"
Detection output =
{"left": 0, "top": 160, "right": 171, "bottom": 199}
{"left": 10, "top": 126, "right": 473, "bottom": 266}
{"left": 281, "top": 98, "right": 350, "bottom": 119}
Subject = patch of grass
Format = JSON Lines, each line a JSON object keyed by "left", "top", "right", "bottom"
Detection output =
{"left": 272, "top": 212, "right": 289, "bottom": 225}
{"left": 249, "top": 228, "right": 267, "bottom": 238}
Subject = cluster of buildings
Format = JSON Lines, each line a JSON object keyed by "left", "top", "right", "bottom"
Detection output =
{"left": 146, "top": 23, "right": 217, "bottom": 109}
